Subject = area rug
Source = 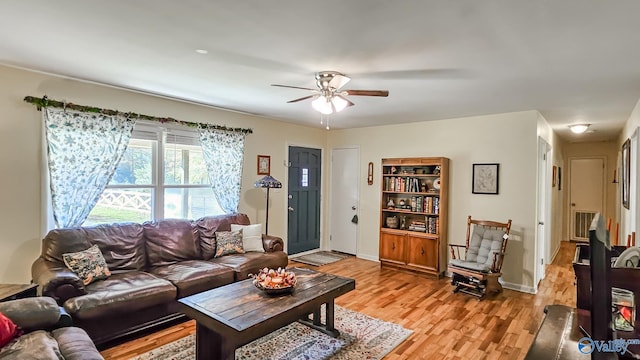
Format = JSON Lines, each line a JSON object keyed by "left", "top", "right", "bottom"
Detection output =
{"left": 131, "top": 305, "right": 412, "bottom": 360}
{"left": 290, "top": 251, "right": 351, "bottom": 267}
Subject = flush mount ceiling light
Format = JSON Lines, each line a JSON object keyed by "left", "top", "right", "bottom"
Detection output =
{"left": 569, "top": 124, "right": 590, "bottom": 134}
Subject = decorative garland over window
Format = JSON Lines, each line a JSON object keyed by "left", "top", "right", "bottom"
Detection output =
{"left": 23, "top": 95, "right": 253, "bottom": 134}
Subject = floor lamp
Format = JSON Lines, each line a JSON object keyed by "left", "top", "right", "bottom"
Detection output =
{"left": 255, "top": 175, "right": 282, "bottom": 235}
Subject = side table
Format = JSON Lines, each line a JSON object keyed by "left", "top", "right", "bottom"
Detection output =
{"left": 0, "top": 283, "right": 38, "bottom": 302}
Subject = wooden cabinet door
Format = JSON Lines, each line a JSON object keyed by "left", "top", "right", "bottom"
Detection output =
{"left": 406, "top": 235, "right": 437, "bottom": 270}
{"left": 380, "top": 232, "right": 406, "bottom": 264}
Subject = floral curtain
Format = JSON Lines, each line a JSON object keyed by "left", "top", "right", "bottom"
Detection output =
{"left": 198, "top": 126, "right": 246, "bottom": 213}
{"left": 44, "top": 108, "right": 134, "bottom": 228}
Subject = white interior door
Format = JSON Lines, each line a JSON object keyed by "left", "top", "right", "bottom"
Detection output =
{"left": 569, "top": 157, "right": 605, "bottom": 242}
{"left": 330, "top": 147, "right": 359, "bottom": 254}
{"left": 536, "top": 138, "right": 549, "bottom": 286}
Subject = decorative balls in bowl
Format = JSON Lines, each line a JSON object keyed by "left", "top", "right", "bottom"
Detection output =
{"left": 251, "top": 267, "right": 297, "bottom": 295}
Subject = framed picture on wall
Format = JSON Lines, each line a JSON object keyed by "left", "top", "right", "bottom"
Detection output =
{"left": 472, "top": 163, "right": 500, "bottom": 194}
{"left": 552, "top": 166, "right": 557, "bottom": 187}
{"left": 257, "top": 155, "right": 270, "bottom": 175}
{"left": 622, "top": 139, "right": 631, "bottom": 209}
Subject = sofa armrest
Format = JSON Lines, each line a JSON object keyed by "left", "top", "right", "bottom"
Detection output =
{"left": 31, "top": 257, "right": 87, "bottom": 305}
{"left": 0, "top": 297, "right": 61, "bottom": 332}
{"left": 262, "top": 234, "right": 284, "bottom": 252}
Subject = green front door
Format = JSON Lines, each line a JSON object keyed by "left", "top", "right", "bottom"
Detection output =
{"left": 287, "top": 146, "right": 321, "bottom": 255}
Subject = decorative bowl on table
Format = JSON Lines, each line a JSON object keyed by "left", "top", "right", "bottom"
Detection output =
{"left": 251, "top": 267, "right": 297, "bottom": 295}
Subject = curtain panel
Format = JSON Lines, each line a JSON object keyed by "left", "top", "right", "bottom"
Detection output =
{"left": 198, "top": 126, "right": 246, "bottom": 213}
{"left": 44, "top": 108, "right": 134, "bottom": 228}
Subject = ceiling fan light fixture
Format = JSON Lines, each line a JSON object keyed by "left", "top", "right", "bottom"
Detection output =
{"left": 569, "top": 124, "right": 590, "bottom": 134}
{"left": 332, "top": 96, "right": 349, "bottom": 112}
{"left": 312, "top": 96, "right": 333, "bottom": 114}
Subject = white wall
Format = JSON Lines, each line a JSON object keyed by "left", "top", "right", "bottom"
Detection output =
{"left": 0, "top": 63, "right": 551, "bottom": 292}
{"left": 327, "top": 111, "right": 540, "bottom": 291}
{"left": 620, "top": 98, "right": 640, "bottom": 240}
{"left": 0, "top": 64, "right": 326, "bottom": 283}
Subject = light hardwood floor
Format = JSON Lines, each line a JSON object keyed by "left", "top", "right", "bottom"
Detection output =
{"left": 101, "top": 241, "right": 577, "bottom": 359}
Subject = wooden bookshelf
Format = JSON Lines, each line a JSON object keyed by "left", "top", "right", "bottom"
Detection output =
{"left": 379, "top": 157, "right": 449, "bottom": 278}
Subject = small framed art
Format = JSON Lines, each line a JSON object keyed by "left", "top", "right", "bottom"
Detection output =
{"left": 472, "top": 163, "right": 500, "bottom": 195}
{"left": 257, "top": 155, "right": 270, "bottom": 175}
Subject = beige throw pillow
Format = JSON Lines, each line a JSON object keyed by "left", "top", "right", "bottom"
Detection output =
{"left": 231, "top": 223, "right": 264, "bottom": 252}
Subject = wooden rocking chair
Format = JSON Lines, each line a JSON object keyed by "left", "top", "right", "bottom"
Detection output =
{"left": 448, "top": 216, "right": 512, "bottom": 300}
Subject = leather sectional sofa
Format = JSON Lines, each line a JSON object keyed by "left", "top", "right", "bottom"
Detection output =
{"left": 31, "top": 213, "right": 288, "bottom": 346}
{"left": 0, "top": 296, "right": 103, "bottom": 359}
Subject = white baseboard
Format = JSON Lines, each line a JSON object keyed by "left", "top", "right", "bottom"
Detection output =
{"left": 355, "top": 253, "right": 379, "bottom": 262}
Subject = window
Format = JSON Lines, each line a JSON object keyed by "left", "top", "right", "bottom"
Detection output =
{"left": 84, "top": 123, "right": 224, "bottom": 225}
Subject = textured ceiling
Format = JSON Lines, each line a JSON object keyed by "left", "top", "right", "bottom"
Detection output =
{"left": 2, "top": 1, "right": 640, "bottom": 141}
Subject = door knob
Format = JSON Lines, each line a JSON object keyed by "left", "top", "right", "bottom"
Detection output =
{"left": 288, "top": 206, "right": 294, "bottom": 212}
{"left": 351, "top": 206, "right": 356, "bottom": 210}
{"left": 288, "top": 194, "right": 293, "bottom": 199}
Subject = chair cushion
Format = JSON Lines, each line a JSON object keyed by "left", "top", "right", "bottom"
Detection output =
{"left": 449, "top": 259, "right": 491, "bottom": 273}
{"left": 465, "top": 225, "right": 506, "bottom": 269}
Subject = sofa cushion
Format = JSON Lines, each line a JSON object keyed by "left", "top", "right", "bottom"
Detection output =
{"left": 63, "top": 271, "right": 176, "bottom": 320}
{"left": 231, "top": 224, "right": 264, "bottom": 252}
{"left": 144, "top": 219, "right": 200, "bottom": 266}
{"left": 51, "top": 327, "right": 104, "bottom": 360}
{"left": 196, "top": 214, "right": 251, "bottom": 260}
{"left": 83, "top": 223, "right": 146, "bottom": 272}
{"left": 0, "top": 298, "right": 61, "bottom": 333}
{"left": 214, "top": 230, "right": 245, "bottom": 258}
{"left": 150, "top": 260, "right": 235, "bottom": 298}
{"left": 212, "top": 251, "right": 290, "bottom": 281}
{"left": 41, "top": 228, "right": 93, "bottom": 263}
{"left": 0, "top": 330, "right": 62, "bottom": 359}
{"left": 63, "top": 245, "right": 111, "bottom": 286}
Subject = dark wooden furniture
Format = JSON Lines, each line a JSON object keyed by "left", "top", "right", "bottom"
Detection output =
{"left": 0, "top": 283, "right": 38, "bottom": 302}
{"left": 525, "top": 305, "right": 586, "bottom": 359}
{"left": 178, "top": 268, "right": 355, "bottom": 360}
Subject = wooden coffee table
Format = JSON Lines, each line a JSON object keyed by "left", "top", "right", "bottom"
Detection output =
{"left": 178, "top": 267, "right": 355, "bottom": 360}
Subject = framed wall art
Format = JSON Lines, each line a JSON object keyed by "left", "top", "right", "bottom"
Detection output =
{"left": 472, "top": 163, "right": 500, "bottom": 194}
{"left": 552, "top": 166, "right": 557, "bottom": 187}
{"left": 622, "top": 139, "right": 631, "bottom": 209}
{"left": 257, "top": 155, "right": 271, "bottom": 175}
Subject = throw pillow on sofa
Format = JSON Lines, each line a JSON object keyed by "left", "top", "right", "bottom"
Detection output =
{"left": 0, "top": 312, "right": 22, "bottom": 348}
{"left": 62, "top": 244, "right": 111, "bottom": 285}
{"left": 214, "top": 230, "right": 245, "bottom": 258}
{"left": 231, "top": 224, "right": 265, "bottom": 253}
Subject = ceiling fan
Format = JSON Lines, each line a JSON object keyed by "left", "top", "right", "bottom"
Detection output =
{"left": 272, "top": 71, "right": 389, "bottom": 115}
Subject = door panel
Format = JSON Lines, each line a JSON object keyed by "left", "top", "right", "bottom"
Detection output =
{"left": 406, "top": 235, "right": 437, "bottom": 270}
{"left": 380, "top": 232, "right": 405, "bottom": 264}
{"left": 330, "top": 148, "right": 359, "bottom": 254}
{"left": 569, "top": 158, "right": 604, "bottom": 241}
{"left": 287, "top": 146, "right": 321, "bottom": 255}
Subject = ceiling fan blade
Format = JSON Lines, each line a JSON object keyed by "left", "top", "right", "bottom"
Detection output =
{"left": 271, "top": 84, "right": 317, "bottom": 91}
{"left": 344, "top": 90, "right": 389, "bottom": 97}
{"left": 329, "top": 74, "right": 351, "bottom": 90}
{"left": 287, "top": 94, "right": 318, "bottom": 103}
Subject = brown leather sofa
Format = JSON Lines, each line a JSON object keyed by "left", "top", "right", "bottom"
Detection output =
{"left": 0, "top": 297, "right": 103, "bottom": 359}
{"left": 31, "top": 213, "right": 288, "bottom": 347}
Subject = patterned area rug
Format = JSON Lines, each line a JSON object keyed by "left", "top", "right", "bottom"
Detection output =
{"left": 131, "top": 305, "right": 411, "bottom": 360}
{"left": 290, "top": 251, "right": 351, "bottom": 267}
